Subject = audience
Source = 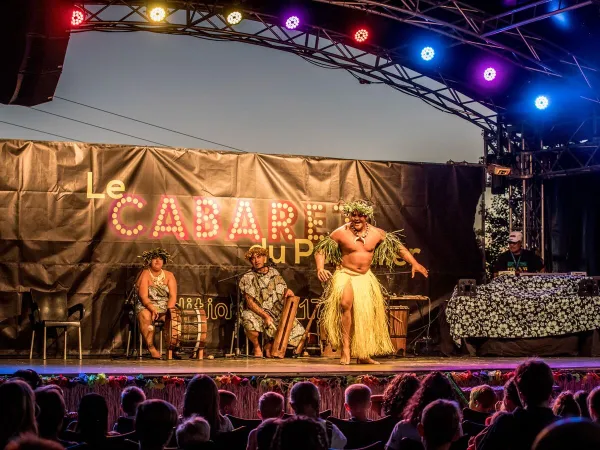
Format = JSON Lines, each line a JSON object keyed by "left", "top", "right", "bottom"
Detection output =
{"left": 183, "top": 375, "right": 233, "bottom": 439}
{"left": 113, "top": 386, "right": 146, "bottom": 434}
{"left": 176, "top": 416, "right": 211, "bottom": 449}
{"left": 218, "top": 390, "right": 238, "bottom": 416}
{"left": 5, "top": 435, "right": 64, "bottom": 450}
{"left": 381, "top": 374, "right": 421, "bottom": 420}
{"left": 6, "top": 360, "right": 600, "bottom": 450}
{"left": 551, "top": 391, "right": 581, "bottom": 418}
{"left": 574, "top": 390, "right": 590, "bottom": 419}
{"left": 532, "top": 417, "right": 600, "bottom": 450}
{"left": 254, "top": 418, "right": 280, "bottom": 450}
{"left": 69, "top": 393, "right": 111, "bottom": 449}
{"left": 0, "top": 380, "right": 38, "bottom": 449}
{"left": 11, "top": 369, "right": 43, "bottom": 391}
{"left": 35, "top": 386, "right": 76, "bottom": 447}
{"left": 136, "top": 399, "right": 178, "bottom": 450}
{"left": 418, "top": 400, "right": 462, "bottom": 450}
{"left": 386, "top": 372, "right": 456, "bottom": 449}
{"left": 499, "top": 377, "right": 522, "bottom": 413}
{"left": 476, "top": 359, "right": 558, "bottom": 450}
{"left": 246, "top": 392, "right": 285, "bottom": 450}
{"left": 289, "top": 381, "right": 347, "bottom": 449}
{"left": 271, "top": 416, "right": 329, "bottom": 450}
{"left": 587, "top": 386, "right": 600, "bottom": 422}
{"left": 462, "top": 385, "right": 496, "bottom": 436}
{"left": 344, "top": 383, "right": 372, "bottom": 422}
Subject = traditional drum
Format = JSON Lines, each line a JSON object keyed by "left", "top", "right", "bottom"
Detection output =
{"left": 388, "top": 305, "right": 409, "bottom": 356}
{"left": 166, "top": 307, "right": 207, "bottom": 360}
{"left": 271, "top": 295, "right": 300, "bottom": 358}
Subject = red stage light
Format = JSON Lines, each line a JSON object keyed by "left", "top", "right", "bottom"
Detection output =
{"left": 354, "top": 28, "right": 369, "bottom": 43}
{"left": 71, "top": 9, "right": 84, "bottom": 26}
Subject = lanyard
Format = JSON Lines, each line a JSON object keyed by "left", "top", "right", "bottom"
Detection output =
{"left": 510, "top": 252, "right": 523, "bottom": 272}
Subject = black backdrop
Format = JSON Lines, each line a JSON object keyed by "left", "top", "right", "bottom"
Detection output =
{"left": 0, "top": 139, "right": 485, "bottom": 354}
{"left": 545, "top": 174, "right": 600, "bottom": 276}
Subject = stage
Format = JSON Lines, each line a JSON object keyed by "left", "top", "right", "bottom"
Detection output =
{"left": 3, "top": 356, "right": 600, "bottom": 377}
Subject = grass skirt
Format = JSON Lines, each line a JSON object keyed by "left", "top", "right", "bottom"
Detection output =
{"left": 321, "top": 268, "right": 394, "bottom": 359}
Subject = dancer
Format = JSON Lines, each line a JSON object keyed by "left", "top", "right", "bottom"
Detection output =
{"left": 315, "top": 201, "right": 428, "bottom": 364}
{"left": 136, "top": 248, "right": 177, "bottom": 359}
{"left": 239, "top": 245, "right": 305, "bottom": 357}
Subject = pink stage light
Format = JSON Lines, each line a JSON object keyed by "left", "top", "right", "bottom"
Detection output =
{"left": 354, "top": 28, "right": 369, "bottom": 43}
{"left": 71, "top": 9, "right": 84, "bottom": 26}
{"left": 285, "top": 15, "right": 300, "bottom": 30}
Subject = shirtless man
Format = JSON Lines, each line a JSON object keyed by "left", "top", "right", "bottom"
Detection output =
{"left": 136, "top": 248, "right": 177, "bottom": 359}
{"left": 315, "top": 201, "right": 428, "bottom": 364}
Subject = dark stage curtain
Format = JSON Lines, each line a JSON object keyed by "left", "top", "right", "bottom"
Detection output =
{"left": 545, "top": 174, "right": 600, "bottom": 275}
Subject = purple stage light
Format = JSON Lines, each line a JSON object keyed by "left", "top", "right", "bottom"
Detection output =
{"left": 285, "top": 15, "right": 300, "bottom": 30}
{"left": 484, "top": 67, "right": 496, "bottom": 82}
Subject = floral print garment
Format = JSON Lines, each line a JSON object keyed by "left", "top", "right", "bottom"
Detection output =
{"left": 446, "top": 275, "right": 600, "bottom": 344}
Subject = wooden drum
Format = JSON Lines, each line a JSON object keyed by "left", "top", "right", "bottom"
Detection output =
{"left": 166, "top": 307, "right": 207, "bottom": 360}
{"left": 271, "top": 296, "right": 300, "bottom": 359}
{"left": 389, "top": 305, "right": 409, "bottom": 356}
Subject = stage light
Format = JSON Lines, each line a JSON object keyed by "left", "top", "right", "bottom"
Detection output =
{"left": 226, "top": 10, "right": 243, "bottom": 25}
{"left": 285, "top": 15, "right": 300, "bottom": 30}
{"left": 484, "top": 67, "right": 497, "bottom": 81}
{"left": 71, "top": 9, "right": 84, "bottom": 26}
{"left": 148, "top": 6, "right": 166, "bottom": 22}
{"left": 535, "top": 95, "right": 549, "bottom": 110}
{"left": 354, "top": 28, "right": 369, "bottom": 43}
{"left": 421, "top": 46, "right": 435, "bottom": 61}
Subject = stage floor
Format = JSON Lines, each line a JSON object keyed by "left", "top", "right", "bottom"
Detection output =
{"left": 1, "top": 356, "right": 600, "bottom": 377}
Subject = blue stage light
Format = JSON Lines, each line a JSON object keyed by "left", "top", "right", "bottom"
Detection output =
{"left": 535, "top": 95, "right": 549, "bottom": 110}
{"left": 421, "top": 47, "right": 435, "bottom": 61}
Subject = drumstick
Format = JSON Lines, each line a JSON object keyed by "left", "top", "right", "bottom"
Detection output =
{"left": 294, "top": 302, "right": 321, "bottom": 356}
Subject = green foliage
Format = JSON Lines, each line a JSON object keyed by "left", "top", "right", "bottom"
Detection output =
{"left": 476, "top": 189, "right": 522, "bottom": 279}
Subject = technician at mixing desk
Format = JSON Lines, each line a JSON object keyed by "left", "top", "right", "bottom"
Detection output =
{"left": 493, "top": 231, "right": 544, "bottom": 277}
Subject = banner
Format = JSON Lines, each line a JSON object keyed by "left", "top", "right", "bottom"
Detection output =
{"left": 0, "top": 139, "right": 485, "bottom": 354}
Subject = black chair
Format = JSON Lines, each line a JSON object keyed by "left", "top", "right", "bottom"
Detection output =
{"left": 226, "top": 415, "right": 261, "bottom": 431}
{"left": 212, "top": 426, "right": 248, "bottom": 450}
{"left": 327, "top": 415, "right": 397, "bottom": 449}
{"left": 29, "top": 289, "right": 85, "bottom": 360}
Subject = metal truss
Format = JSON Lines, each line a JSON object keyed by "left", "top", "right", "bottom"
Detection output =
{"left": 74, "top": 1, "right": 498, "bottom": 132}
{"left": 317, "top": 0, "right": 600, "bottom": 101}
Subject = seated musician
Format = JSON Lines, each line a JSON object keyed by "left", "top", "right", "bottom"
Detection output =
{"left": 493, "top": 231, "right": 544, "bottom": 277}
{"left": 136, "top": 248, "right": 177, "bottom": 359}
{"left": 239, "top": 245, "right": 305, "bottom": 357}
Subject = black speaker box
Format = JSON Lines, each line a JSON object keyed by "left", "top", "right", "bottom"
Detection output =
{"left": 0, "top": 0, "right": 73, "bottom": 106}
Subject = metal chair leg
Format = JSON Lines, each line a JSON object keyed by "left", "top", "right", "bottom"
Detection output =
{"left": 43, "top": 327, "right": 47, "bottom": 360}
{"left": 139, "top": 333, "right": 142, "bottom": 358}
{"left": 64, "top": 329, "right": 68, "bottom": 360}
{"left": 159, "top": 329, "right": 163, "bottom": 355}
{"left": 78, "top": 327, "right": 82, "bottom": 360}
{"left": 126, "top": 330, "right": 131, "bottom": 357}
{"left": 30, "top": 329, "right": 35, "bottom": 359}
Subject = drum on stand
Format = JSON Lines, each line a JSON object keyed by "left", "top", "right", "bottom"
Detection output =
{"left": 166, "top": 308, "right": 207, "bottom": 360}
{"left": 388, "top": 305, "right": 409, "bottom": 356}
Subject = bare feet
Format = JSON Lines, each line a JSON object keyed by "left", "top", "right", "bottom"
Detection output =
{"left": 148, "top": 345, "right": 161, "bottom": 359}
{"left": 340, "top": 348, "right": 351, "bottom": 365}
{"left": 357, "top": 357, "right": 380, "bottom": 364}
{"left": 253, "top": 348, "right": 263, "bottom": 358}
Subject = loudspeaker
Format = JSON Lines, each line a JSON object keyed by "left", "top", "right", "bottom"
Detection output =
{"left": 0, "top": 0, "right": 73, "bottom": 106}
{"left": 490, "top": 174, "right": 507, "bottom": 195}
{"left": 458, "top": 279, "right": 477, "bottom": 297}
{"left": 578, "top": 277, "right": 600, "bottom": 297}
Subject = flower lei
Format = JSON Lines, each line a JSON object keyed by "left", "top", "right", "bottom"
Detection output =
{"left": 1, "top": 370, "right": 598, "bottom": 391}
